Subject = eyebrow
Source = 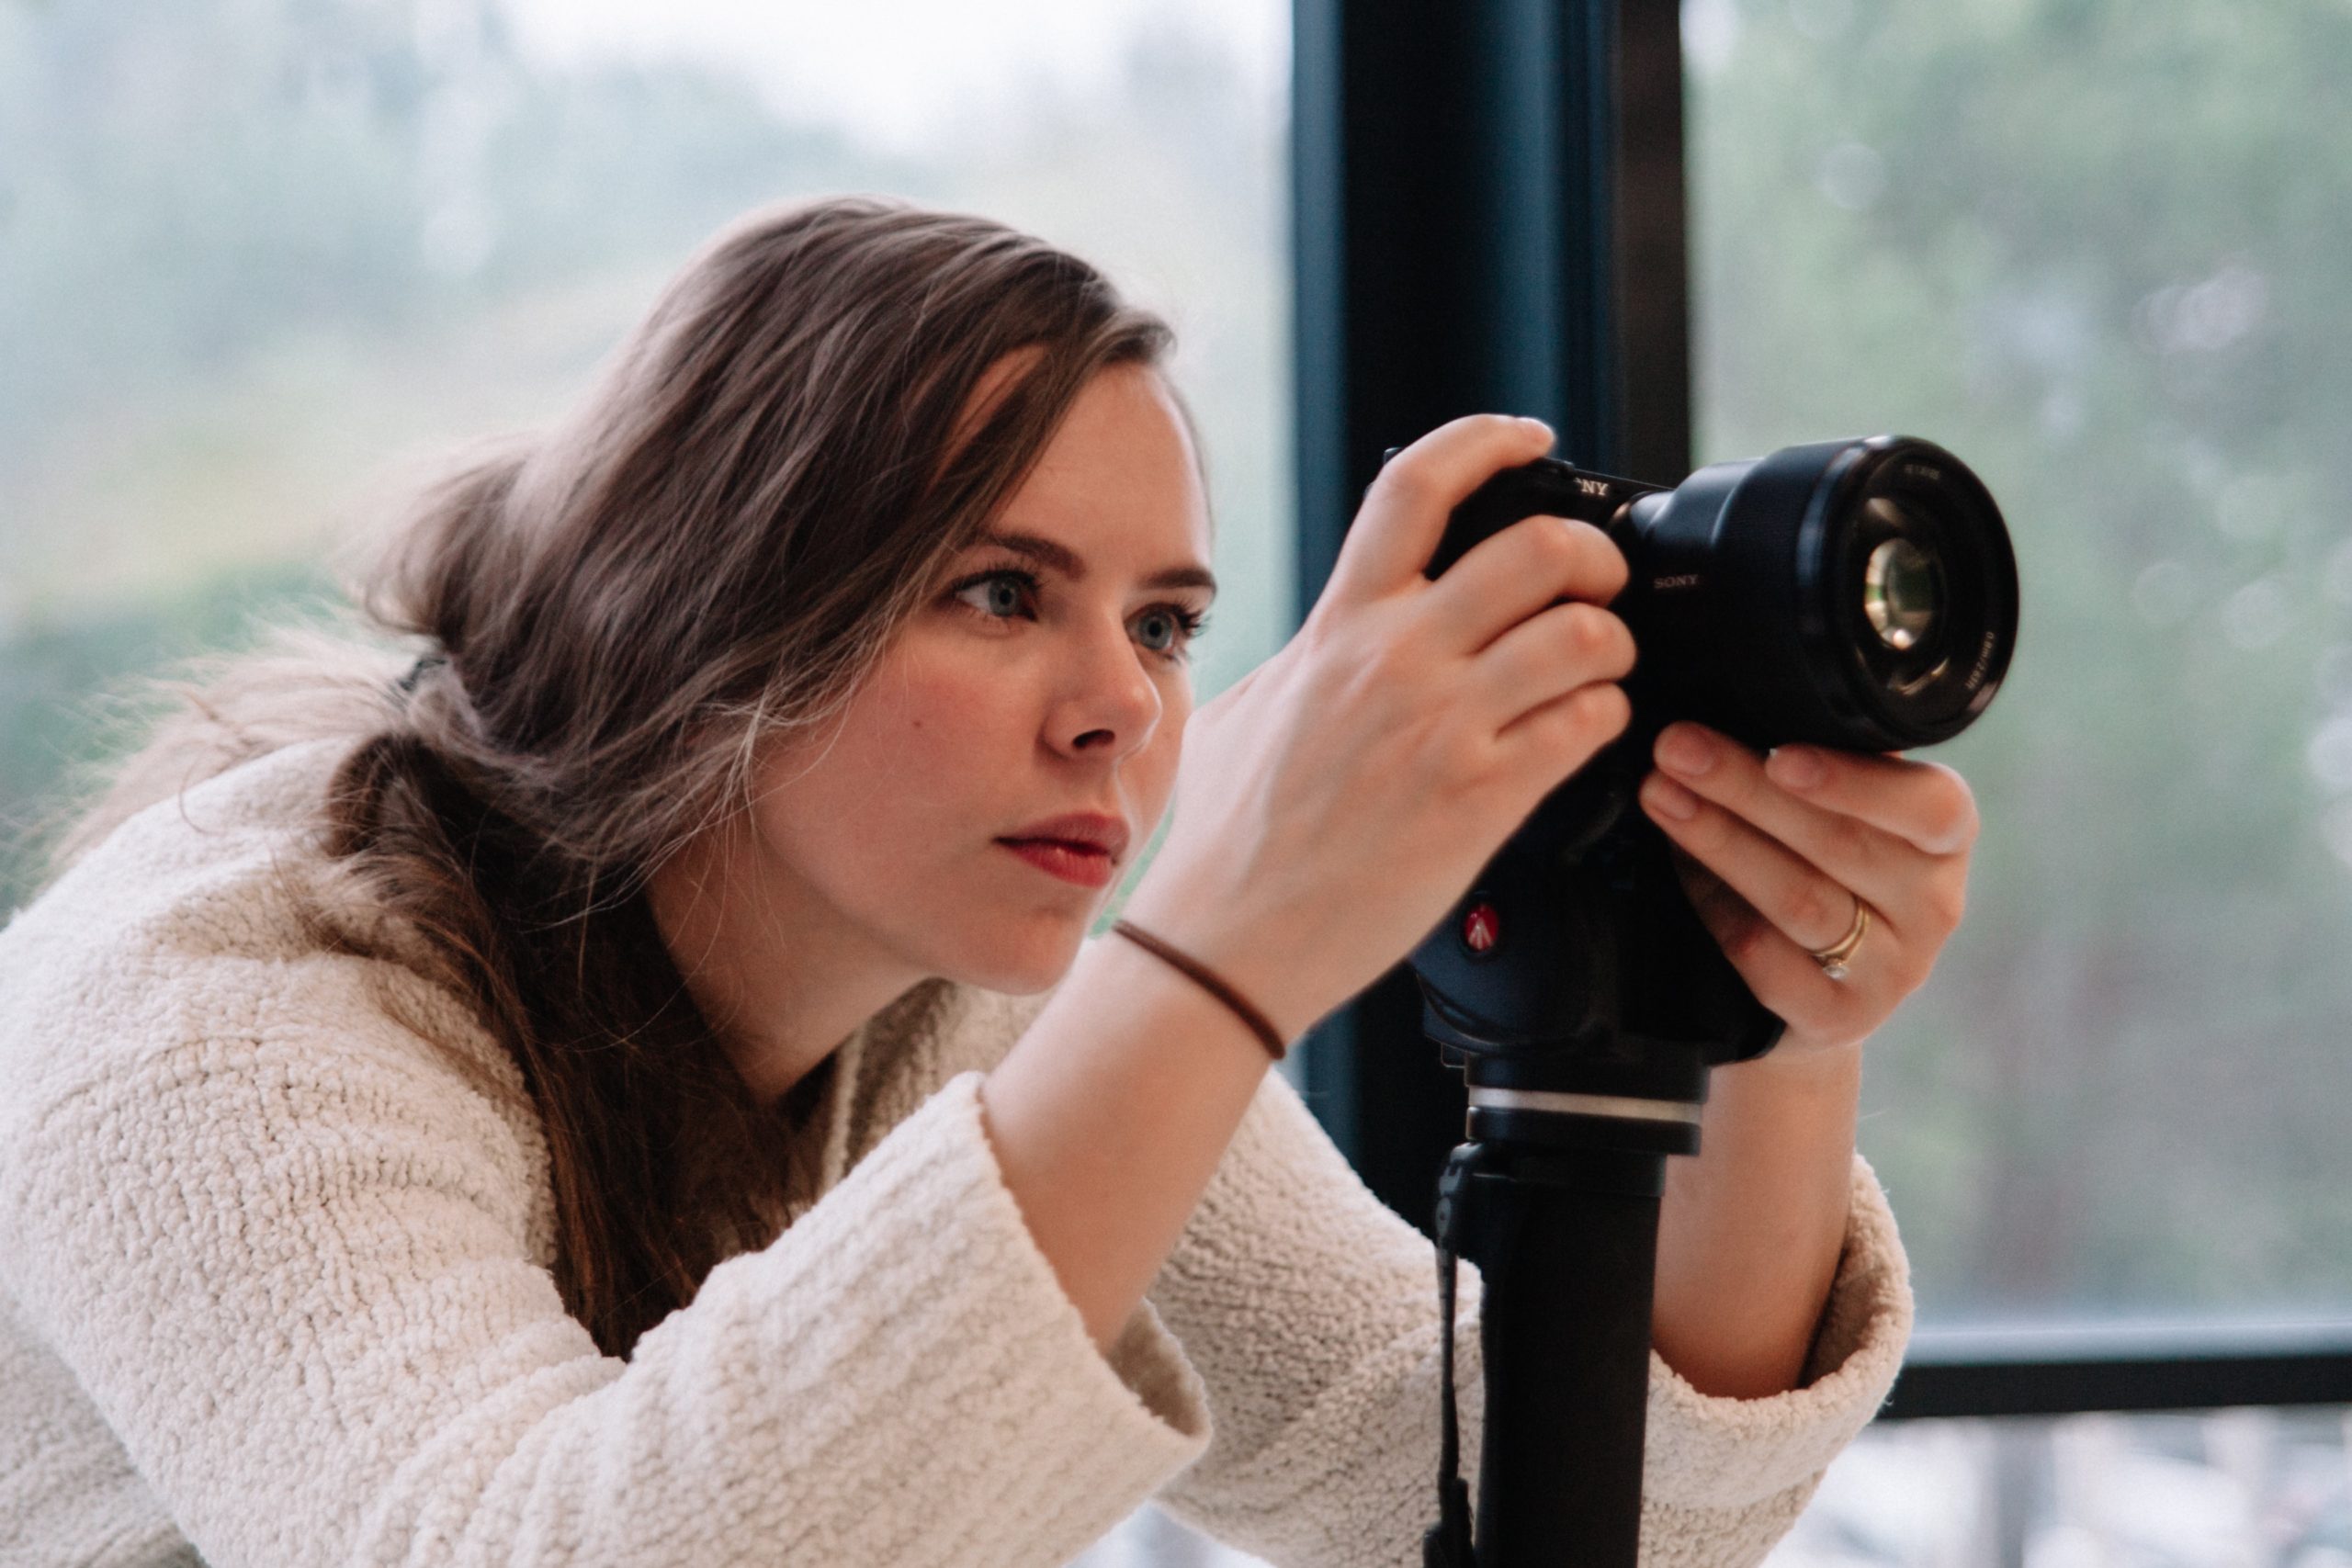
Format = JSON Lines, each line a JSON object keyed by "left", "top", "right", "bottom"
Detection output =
{"left": 972, "top": 530, "right": 1218, "bottom": 598}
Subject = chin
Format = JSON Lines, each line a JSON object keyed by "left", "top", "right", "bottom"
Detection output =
{"left": 939, "top": 912, "right": 1093, "bottom": 996}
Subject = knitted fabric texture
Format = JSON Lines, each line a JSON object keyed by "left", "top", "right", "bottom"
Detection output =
{"left": 0, "top": 738, "right": 1915, "bottom": 1568}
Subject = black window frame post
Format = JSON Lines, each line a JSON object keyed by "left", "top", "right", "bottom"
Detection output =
{"left": 1290, "top": 0, "right": 1692, "bottom": 1260}
{"left": 1288, "top": 0, "right": 2352, "bottom": 1425}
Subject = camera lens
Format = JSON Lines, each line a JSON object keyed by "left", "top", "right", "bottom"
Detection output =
{"left": 1614, "top": 434, "right": 2018, "bottom": 751}
{"left": 1862, "top": 529, "right": 1939, "bottom": 654}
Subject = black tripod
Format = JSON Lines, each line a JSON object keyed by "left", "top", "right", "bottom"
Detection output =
{"left": 1412, "top": 741, "right": 1786, "bottom": 1568}
{"left": 1421, "top": 1078, "right": 1709, "bottom": 1565}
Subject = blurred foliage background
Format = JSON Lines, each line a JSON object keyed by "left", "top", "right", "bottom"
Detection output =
{"left": 1686, "top": 0, "right": 2352, "bottom": 1326}
{"left": 6, "top": 0, "right": 2350, "bottom": 1339}
{"left": 0, "top": 0, "right": 1287, "bottom": 906}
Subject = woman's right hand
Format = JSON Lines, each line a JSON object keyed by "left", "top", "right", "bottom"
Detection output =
{"left": 1119, "top": 412, "right": 1636, "bottom": 1043}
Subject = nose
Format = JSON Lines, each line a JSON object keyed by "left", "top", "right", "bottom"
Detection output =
{"left": 1051, "top": 615, "right": 1164, "bottom": 760}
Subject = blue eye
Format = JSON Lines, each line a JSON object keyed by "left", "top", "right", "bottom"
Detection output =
{"left": 953, "top": 571, "right": 1035, "bottom": 621}
{"left": 945, "top": 566, "right": 1211, "bottom": 665}
{"left": 1135, "top": 606, "right": 1212, "bottom": 659}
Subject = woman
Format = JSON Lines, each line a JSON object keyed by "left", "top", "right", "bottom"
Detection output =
{"left": 0, "top": 197, "right": 1961, "bottom": 1566}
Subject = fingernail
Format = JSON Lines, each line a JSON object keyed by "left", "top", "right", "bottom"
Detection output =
{"left": 1768, "top": 747, "right": 1826, "bottom": 790}
{"left": 1519, "top": 416, "right": 1555, "bottom": 444}
{"left": 1643, "top": 774, "right": 1699, "bottom": 821}
{"left": 1657, "top": 726, "right": 1713, "bottom": 776}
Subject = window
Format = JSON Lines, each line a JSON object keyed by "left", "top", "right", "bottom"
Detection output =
{"left": 1685, "top": 0, "right": 2352, "bottom": 1552}
{"left": 1772, "top": 1404, "right": 2352, "bottom": 1565}
{"left": 1688, "top": 0, "right": 2352, "bottom": 1361}
{"left": 0, "top": 0, "right": 1292, "bottom": 919}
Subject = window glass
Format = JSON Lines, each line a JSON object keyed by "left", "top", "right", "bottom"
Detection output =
{"left": 1768, "top": 1404, "right": 2352, "bottom": 1565}
{"left": 0, "top": 0, "right": 1292, "bottom": 925}
{"left": 1687, "top": 0, "right": 2352, "bottom": 1328}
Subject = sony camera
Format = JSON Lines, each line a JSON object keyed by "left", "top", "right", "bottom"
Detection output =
{"left": 1404, "top": 434, "right": 2020, "bottom": 1108}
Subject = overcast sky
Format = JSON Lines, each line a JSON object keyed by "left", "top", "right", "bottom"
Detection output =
{"left": 495, "top": 0, "right": 1289, "bottom": 152}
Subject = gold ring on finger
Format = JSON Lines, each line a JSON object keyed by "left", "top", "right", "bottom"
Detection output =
{"left": 1807, "top": 897, "right": 1871, "bottom": 981}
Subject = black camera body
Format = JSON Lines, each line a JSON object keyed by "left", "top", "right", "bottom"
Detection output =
{"left": 1405, "top": 434, "right": 2018, "bottom": 1114}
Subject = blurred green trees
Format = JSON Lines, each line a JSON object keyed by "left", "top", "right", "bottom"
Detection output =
{"left": 1690, "top": 0, "right": 2352, "bottom": 1318}
{"left": 0, "top": 0, "right": 896, "bottom": 899}
{"left": 0, "top": 0, "right": 1286, "bottom": 905}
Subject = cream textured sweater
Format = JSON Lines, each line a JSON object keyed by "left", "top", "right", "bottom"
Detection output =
{"left": 0, "top": 737, "right": 1914, "bottom": 1568}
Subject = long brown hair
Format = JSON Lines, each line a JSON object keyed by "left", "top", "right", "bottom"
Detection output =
{"left": 43, "top": 196, "right": 1177, "bottom": 1359}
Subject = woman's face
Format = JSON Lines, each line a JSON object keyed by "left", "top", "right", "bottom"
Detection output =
{"left": 738, "top": 360, "right": 1216, "bottom": 996}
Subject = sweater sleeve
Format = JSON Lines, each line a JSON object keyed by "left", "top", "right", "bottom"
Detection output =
{"left": 1142, "top": 1066, "right": 1912, "bottom": 1568}
{"left": 0, "top": 980, "right": 1212, "bottom": 1568}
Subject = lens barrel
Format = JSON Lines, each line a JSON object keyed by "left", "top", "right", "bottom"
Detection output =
{"left": 1610, "top": 434, "right": 2018, "bottom": 751}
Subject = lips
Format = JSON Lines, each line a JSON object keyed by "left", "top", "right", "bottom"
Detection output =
{"left": 996, "top": 811, "right": 1131, "bottom": 863}
{"left": 998, "top": 839, "right": 1117, "bottom": 889}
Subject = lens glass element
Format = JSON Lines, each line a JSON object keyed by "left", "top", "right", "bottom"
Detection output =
{"left": 1862, "top": 535, "right": 1941, "bottom": 651}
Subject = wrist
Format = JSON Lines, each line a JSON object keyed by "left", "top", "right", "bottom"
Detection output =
{"left": 1107, "top": 918, "right": 1291, "bottom": 1064}
{"left": 1735, "top": 1032, "right": 1868, "bottom": 1093}
{"left": 1065, "top": 917, "right": 1285, "bottom": 1079}
{"left": 1696, "top": 1039, "right": 1864, "bottom": 1162}
{"left": 1114, "top": 873, "right": 1310, "bottom": 1049}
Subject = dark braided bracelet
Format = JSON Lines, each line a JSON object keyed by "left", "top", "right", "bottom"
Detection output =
{"left": 1109, "top": 919, "right": 1288, "bottom": 1065}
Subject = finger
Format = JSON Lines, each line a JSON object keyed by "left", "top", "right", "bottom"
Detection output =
{"left": 1422, "top": 513, "right": 1631, "bottom": 658}
{"left": 1651, "top": 722, "right": 1946, "bottom": 920}
{"left": 1475, "top": 598, "right": 1636, "bottom": 733}
{"left": 1668, "top": 850, "right": 1874, "bottom": 1039}
{"left": 1640, "top": 770, "right": 1881, "bottom": 958}
{"left": 1318, "top": 414, "right": 1557, "bottom": 612}
{"left": 1494, "top": 681, "right": 1633, "bottom": 800}
{"left": 1476, "top": 615, "right": 1627, "bottom": 751}
{"left": 1761, "top": 743, "right": 1980, "bottom": 857}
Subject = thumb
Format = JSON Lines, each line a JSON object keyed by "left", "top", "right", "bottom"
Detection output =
{"left": 1317, "top": 413, "right": 1556, "bottom": 611}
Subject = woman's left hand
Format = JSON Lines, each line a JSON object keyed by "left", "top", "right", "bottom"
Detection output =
{"left": 1635, "top": 719, "right": 1979, "bottom": 1066}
